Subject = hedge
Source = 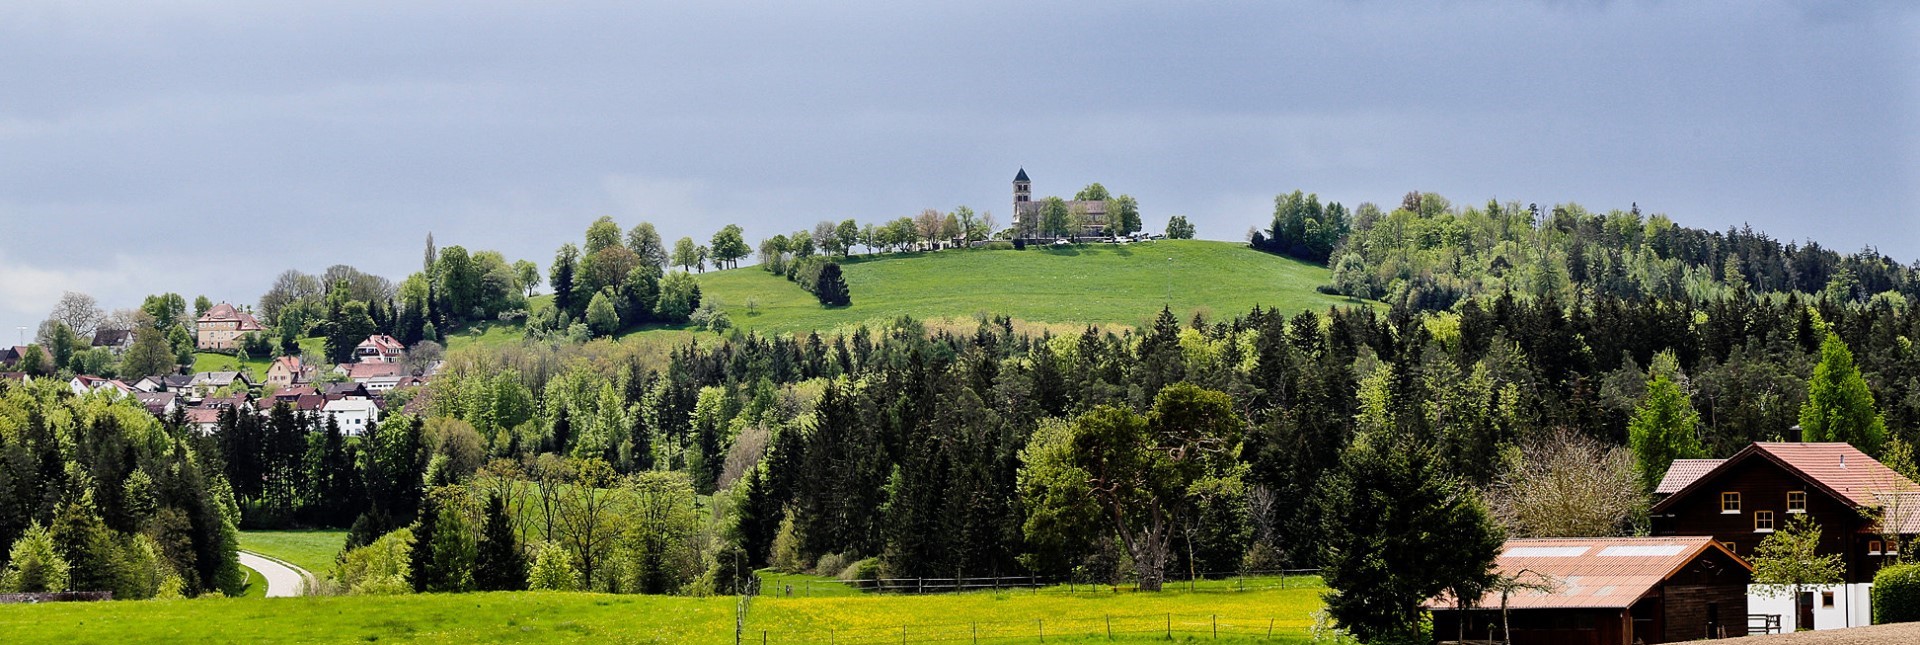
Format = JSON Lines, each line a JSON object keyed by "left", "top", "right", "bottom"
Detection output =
{"left": 1873, "top": 563, "right": 1920, "bottom": 624}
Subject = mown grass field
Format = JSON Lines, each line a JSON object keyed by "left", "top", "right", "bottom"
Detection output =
{"left": 0, "top": 578, "right": 1323, "bottom": 644}
{"left": 239, "top": 529, "right": 350, "bottom": 576}
{"left": 697, "top": 240, "right": 1366, "bottom": 336}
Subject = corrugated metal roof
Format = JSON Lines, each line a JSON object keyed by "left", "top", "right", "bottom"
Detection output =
{"left": 1425, "top": 536, "right": 1743, "bottom": 610}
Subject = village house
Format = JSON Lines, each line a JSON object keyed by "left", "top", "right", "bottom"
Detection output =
{"left": 0, "top": 346, "right": 30, "bottom": 368}
{"left": 0, "top": 372, "right": 30, "bottom": 386}
{"left": 134, "top": 391, "right": 179, "bottom": 417}
{"left": 335, "top": 361, "right": 406, "bottom": 384}
{"left": 353, "top": 335, "right": 405, "bottom": 364}
{"left": 1427, "top": 536, "right": 1750, "bottom": 645}
{"left": 68, "top": 374, "right": 135, "bottom": 397}
{"left": 265, "top": 356, "right": 315, "bottom": 389}
{"left": 188, "top": 371, "right": 252, "bottom": 396}
{"left": 194, "top": 302, "right": 264, "bottom": 351}
{"left": 1649, "top": 442, "right": 1920, "bottom": 631}
{"left": 321, "top": 397, "right": 380, "bottom": 435}
{"left": 90, "top": 329, "right": 134, "bottom": 354}
{"left": 134, "top": 373, "right": 195, "bottom": 394}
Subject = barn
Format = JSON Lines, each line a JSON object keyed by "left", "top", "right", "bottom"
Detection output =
{"left": 1427, "top": 536, "right": 1750, "bottom": 645}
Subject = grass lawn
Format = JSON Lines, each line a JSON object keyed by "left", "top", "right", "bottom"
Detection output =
{"left": 755, "top": 571, "right": 862, "bottom": 598}
{"left": 697, "top": 240, "right": 1367, "bottom": 337}
{"left": 238, "top": 530, "right": 350, "bottom": 576}
{"left": 0, "top": 580, "right": 1322, "bottom": 644}
{"left": 238, "top": 567, "right": 267, "bottom": 598}
{"left": 0, "top": 591, "right": 740, "bottom": 644}
{"left": 190, "top": 352, "right": 275, "bottom": 382}
{"left": 748, "top": 578, "right": 1324, "bottom": 644}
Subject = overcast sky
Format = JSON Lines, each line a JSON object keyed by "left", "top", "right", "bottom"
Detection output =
{"left": 1, "top": 1, "right": 1915, "bottom": 338}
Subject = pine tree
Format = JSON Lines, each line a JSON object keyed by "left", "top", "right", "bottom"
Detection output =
{"left": 425, "top": 503, "right": 475, "bottom": 592}
{"left": 474, "top": 494, "right": 527, "bottom": 591}
{"left": 813, "top": 262, "right": 851, "bottom": 307}
{"left": 1315, "top": 437, "right": 1504, "bottom": 644}
{"left": 408, "top": 496, "right": 440, "bottom": 593}
{"left": 1799, "top": 332, "right": 1888, "bottom": 455}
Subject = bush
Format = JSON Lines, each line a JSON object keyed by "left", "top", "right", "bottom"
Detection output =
{"left": 981, "top": 240, "right": 1014, "bottom": 251}
{"left": 528, "top": 540, "right": 579, "bottom": 591}
{"left": 838, "top": 557, "right": 882, "bottom": 583}
{"left": 1874, "top": 563, "right": 1920, "bottom": 624}
{"left": 334, "top": 527, "right": 413, "bottom": 596}
{"left": 812, "top": 551, "right": 852, "bottom": 578}
{"left": 1241, "top": 541, "right": 1285, "bottom": 573}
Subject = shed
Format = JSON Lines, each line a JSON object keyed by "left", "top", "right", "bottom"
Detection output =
{"left": 1427, "top": 536, "right": 1750, "bottom": 645}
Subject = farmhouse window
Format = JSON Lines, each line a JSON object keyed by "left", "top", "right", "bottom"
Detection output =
{"left": 1754, "top": 510, "right": 1774, "bottom": 532}
{"left": 1787, "top": 491, "right": 1807, "bottom": 513}
{"left": 1722, "top": 492, "right": 1741, "bottom": 513}
{"left": 1870, "top": 540, "right": 1883, "bottom": 555}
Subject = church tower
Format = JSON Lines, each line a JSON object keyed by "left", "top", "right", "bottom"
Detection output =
{"left": 1013, "top": 168, "right": 1031, "bottom": 202}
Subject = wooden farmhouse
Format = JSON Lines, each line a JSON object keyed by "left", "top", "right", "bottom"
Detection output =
{"left": 1649, "top": 442, "right": 1920, "bottom": 631}
{"left": 1427, "top": 536, "right": 1750, "bottom": 645}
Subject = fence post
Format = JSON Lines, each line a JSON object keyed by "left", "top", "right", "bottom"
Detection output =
{"left": 972, "top": 621, "right": 978, "bottom": 644}
{"left": 1267, "top": 618, "right": 1274, "bottom": 638}
{"left": 1212, "top": 614, "right": 1217, "bottom": 639}
{"left": 901, "top": 624, "right": 907, "bottom": 645}
{"left": 1166, "top": 613, "right": 1172, "bottom": 639}
{"left": 1106, "top": 614, "right": 1112, "bottom": 640}
{"left": 761, "top": 631, "right": 767, "bottom": 645}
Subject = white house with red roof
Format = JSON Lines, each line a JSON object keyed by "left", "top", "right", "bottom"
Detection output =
{"left": 353, "top": 335, "right": 405, "bottom": 364}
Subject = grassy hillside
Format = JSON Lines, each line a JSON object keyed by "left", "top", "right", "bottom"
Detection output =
{"left": 239, "top": 530, "right": 349, "bottom": 576}
{"left": 0, "top": 579, "right": 1323, "bottom": 644}
{"left": 699, "top": 240, "right": 1363, "bottom": 336}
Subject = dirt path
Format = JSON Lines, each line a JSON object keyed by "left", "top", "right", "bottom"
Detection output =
{"left": 1701, "top": 623, "right": 1920, "bottom": 644}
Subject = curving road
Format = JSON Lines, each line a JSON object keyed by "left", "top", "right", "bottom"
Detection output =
{"left": 238, "top": 551, "right": 310, "bottom": 597}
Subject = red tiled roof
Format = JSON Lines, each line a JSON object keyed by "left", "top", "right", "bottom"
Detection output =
{"left": 1652, "top": 442, "right": 1920, "bottom": 514}
{"left": 1425, "top": 536, "right": 1745, "bottom": 610}
{"left": 1655, "top": 459, "right": 1726, "bottom": 495}
{"left": 197, "top": 302, "right": 263, "bottom": 331}
{"left": 339, "top": 363, "right": 406, "bottom": 379}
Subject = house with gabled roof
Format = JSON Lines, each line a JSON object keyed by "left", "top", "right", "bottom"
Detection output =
{"left": 265, "top": 356, "right": 315, "bottom": 389}
{"left": 1427, "top": 536, "right": 1751, "bottom": 645}
{"left": 90, "top": 329, "right": 134, "bottom": 354}
{"left": 353, "top": 335, "right": 405, "bottom": 364}
{"left": 195, "top": 302, "right": 264, "bottom": 350}
{"left": 1650, "top": 442, "right": 1920, "bottom": 631}
{"left": 69, "top": 374, "right": 135, "bottom": 397}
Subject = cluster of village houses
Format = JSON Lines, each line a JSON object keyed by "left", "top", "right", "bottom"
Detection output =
{"left": 0, "top": 303, "right": 431, "bottom": 437}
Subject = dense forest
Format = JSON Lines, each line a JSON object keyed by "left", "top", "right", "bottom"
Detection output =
{"left": 4, "top": 190, "right": 1917, "bottom": 641}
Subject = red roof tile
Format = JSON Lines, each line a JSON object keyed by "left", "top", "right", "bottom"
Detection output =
{"left": 1652, "top": 442, "right": 1920, "bottom": 514}
{"left": 1655, "top": 459, "right": 1726, "bottom": 495}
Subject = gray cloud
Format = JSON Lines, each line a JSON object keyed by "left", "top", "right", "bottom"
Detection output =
{"left": 0, "top": 0, "right": 1914, "bottom": 333}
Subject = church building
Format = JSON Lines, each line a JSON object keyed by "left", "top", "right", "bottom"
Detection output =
{"left": 1010, "top": 168, "right": 1109, "bottom": 239}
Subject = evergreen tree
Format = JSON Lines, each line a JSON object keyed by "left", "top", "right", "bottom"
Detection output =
{"left": 424, "top": 502, "right": 476, "bottom": 592}
{"left": 408, "top": 496, "right": 441, "bottom": 593}
{"left": 474, "top": 493, "right": 527, "bottom": 591}
{"left": 814, "top": 262, "right": 850, "bottom": 307}
{"left": 0, "top": 522, "right": 68, "bottom": 593}
{"left": 550, "top": 243, "right": 580, "bottom": 318}
{"left": 1799, "top": 332, "right": 1888, "bottom": 455}
{"left": 586, "top": 291, "right": 620, "bottom": 337}
{"left": 1315, "top": 438, "right": 1504, "bottom": 644}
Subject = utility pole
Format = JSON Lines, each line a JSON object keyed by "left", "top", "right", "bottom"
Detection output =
{"left": 16, "top": 326, "right": 25, "bottom": 346}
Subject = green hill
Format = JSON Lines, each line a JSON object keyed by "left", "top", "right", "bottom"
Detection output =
{"left": 436, "top": 240, "right": 1368, "bottom": 352}
{"left": 695, "top": 240, "right": 1365, "bottom": 336}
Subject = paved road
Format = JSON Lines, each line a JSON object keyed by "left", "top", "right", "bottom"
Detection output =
{"left": 238, "top": 551, "right": 308, "bottom": 597}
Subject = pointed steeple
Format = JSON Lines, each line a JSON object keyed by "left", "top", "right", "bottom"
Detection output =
{"left": 1014, "top": 168, "right": 1029, "bottom": 182}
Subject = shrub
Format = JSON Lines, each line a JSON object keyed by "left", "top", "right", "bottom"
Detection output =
{"left": 1874, "top": 563, "right": 1920, "bottom": 624}
{"left": 1241, "top": 541, "right": 1285, "bottom": 573}
{"left": 334, "top": 527, "right": 413, "bottom": 596}
{"left": 839, "top": 557, "right": 882, "bottom": 583}
{"left": 812, "top": 551, "right": 852, "bottom": 579}
{"left": 528, "top": 540, "right": 579, "bottom": 591}
{"left": 981, "top": 240, "right": 1014, "bottom": 251}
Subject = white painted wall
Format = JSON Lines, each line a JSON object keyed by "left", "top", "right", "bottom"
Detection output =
{"left": 1747, "top": 583, "right": 1873, "bottom": 632}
